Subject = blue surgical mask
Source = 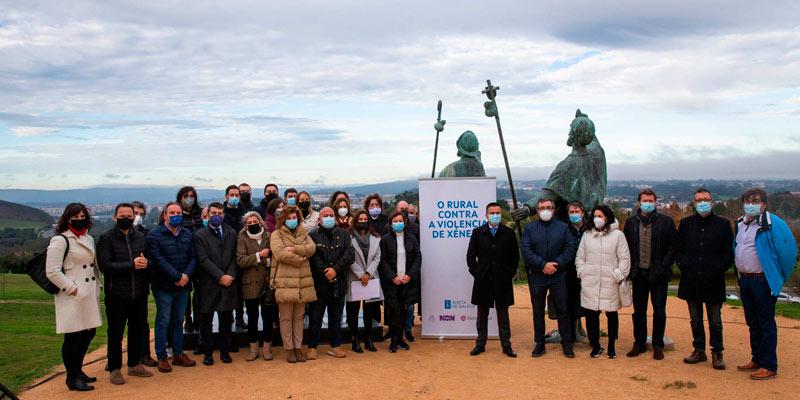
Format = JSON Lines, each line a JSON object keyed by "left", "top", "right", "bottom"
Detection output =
{"left": 202, "top": 218, "right": 209, "bottom": 227}
{"left": 640, "top": 202, "right": 656, "bottom": 213}
{"left": 287, "top": 197, "right": 296, "bottom": 206}
{"left": 392, "top": 222, "right": 405, "bottom": 233}
{"left": 321, "top": 216, "right": 336, "bottom": 229}
{"left": 227, "top": 197, "right": 240, "bottom": 207}
{"left": 168, "top": 214, "right": 183, "bottom": 228}
{"left": 368, "top": 207, "right": 381, "bottom": 218}
{"left": 695, "top": 201, "right": 712, "bottom": 215}
{"left": 568, "top": 214, "right": 583, "bottom": 224}
{"left": 285, "top": 219, "right": 298, "bottom": 230}
{"left": 209, "top": 214, "right": 223, "bottom": 228}
{"left": 488, "top": 213, "right": 502, "bottom": 226}
{"left": 744, "top": 203, "right": 762, "bottom": 217}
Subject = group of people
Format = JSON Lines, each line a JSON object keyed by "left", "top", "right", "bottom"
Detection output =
{"left": 43, "top": 183, "right": 797, "bottom": 392}
{"left": 45, "top": 183, "right": 422, "bottom": 391}
{"left": 466, "top": 187, "right": 796, "bottom": 382}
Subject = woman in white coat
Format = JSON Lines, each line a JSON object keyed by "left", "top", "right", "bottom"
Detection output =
{"left": 346, "top": 209, "right": 383, "bottom": 353}
{"left": 576, "top": 204, "right": 631, "bottom": 359}
{"left": 45, "top": 203, "right": 103, "bottom": 391}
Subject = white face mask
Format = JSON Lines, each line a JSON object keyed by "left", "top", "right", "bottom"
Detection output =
{"left": 338, "top": 207, "right": 349, "bottom": 217}
{"left": 593, "top": 217, "right": 606, "bottom": 230}
{"left": 538, "top": 209, "right": 553, "bottom": 222}
{"left": 133, "top": 215, "right": 143, "bottom": 226}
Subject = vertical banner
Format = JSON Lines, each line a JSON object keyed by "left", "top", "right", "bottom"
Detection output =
{"left": 419, "top": 177, "right": 498, "bottom": 339}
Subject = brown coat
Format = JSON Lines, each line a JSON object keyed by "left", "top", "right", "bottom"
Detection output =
{"left": 269, "top": 225, "right": 317, "bottom": 304}
{"left": 236, "top": 228, "right": 271, "bottom": 300}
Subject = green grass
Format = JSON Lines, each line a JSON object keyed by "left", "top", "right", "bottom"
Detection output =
{"left": 0, "top": 274, "right": 156, "bottom": 394}
{"left": 726, "top": 299, "right": 800, "bottom": 320}
{"left": 0, "top": 219, "right": 49, "bottom": 229}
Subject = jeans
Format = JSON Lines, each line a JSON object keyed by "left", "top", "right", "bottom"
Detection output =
{"left": 476, "top": 305, "right": 511, "bottom": 348}
{"left": 632, "top": 268, "right": 668, "bottom": 349}
{"left": 307, "top": 295, "right": 346, "bottom": 348}
{"left": 405, "top": 303, "right": 415, "bottom": 332}
{"left": 200, "top": 310, "right": 233, "bottom": 355}
{"left": 528, "top": 271, "right": 572, "bottom": 347}
{"left": 584, "top": 309, "right": 618, "bottom": 349}
{"left": 153, "top": 288, "right": 189, "bottom": 360}
{"left": 62, "top": 328, "right": 96, "bottom": 381}
{"left": 105, "top": 293, "right": 148, "bottom": 370}
{"left": 245, "top": 298, "right": 275, "bottom": 345}
{"left": 739, "top": 274, "right": 778, "bottom": 372}
{"left": 687, "top": 300, "right": 723, "bottom": 353}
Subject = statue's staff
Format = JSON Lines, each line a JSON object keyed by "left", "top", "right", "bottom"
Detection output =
{"left": 431, "top": 100, "right": 446, "bottom": 178}
{"left": 482, "top": 80, "right": 523, "bottom": 235}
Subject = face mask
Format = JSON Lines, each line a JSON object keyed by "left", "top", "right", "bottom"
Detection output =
{"left": 69, "top": 218, "right": 88, "bottom": 231}
{"left": 408, "top": 214, "right": 416, "bottom": 223}
{"left": 202, "top": 218, "right": 209, "bottom": 227}
{"left": 593, "top": 217, "right": 606, "bottom": 230}
{"left": 488, "top": 213, "right": 502, "bottom": 226}
{"left": 321, "top": 216, "right": 336, "bottom": 229}
{"left": 116, "top": 218, "right": 134, "bottom": 230}
{"left": 392, "top": 222, "right": 405, "bottom": 233}
{"left": 368, "top": 207, "right": 382, "bottom": 218}
{"left": 274, "top": 208, "right": 283, "bottom": 217}
{"left": 538, "top": 210, "right": 553, "bottom": 222}
{"left": 168, "top": 214, "right": 183, "bottom": 228}
{"left": 247, "top": 224, "right": 262, "bottom": 234}
{"left": 182, "top": 197, "right": 195, "bottom": 208}
{"left": 241, "top": 192, "right": 252, "bottom": 204}
{"left": 263, "top": 193, "right": 278, "bottom": 204}
{"left": 338, "top": 207, "right": 349, "bottom": 217}
{"left": 695, "top": 201, "right": 712, "bottom": 215}
{"left": 285, "top": 219, "right": 298, "bottom": 230}
{"left": 640, "top": 202, "right": 656, "bottom": 213}
{"left": 298, "top": 201, "right": 311, "bottom": 210}
{"left": 286, "top": 197, "right": 296, "bottom": 206}
{"left": 227, "top": 197, "right": 240, "bottom": 207}
{"left": 356, "top": 221, "right": 369, "bottom": 231}
{"left": 133, "top": 215, "right": 143, "bottom": 226}
{"left": 744, "top": 203, "right": 762, "bottom": 217}
{"left": 568, "top": 214, "right": 583, "bottom": 224}
{"left": 209, "top": 214, "right": 223, "bottom": 228}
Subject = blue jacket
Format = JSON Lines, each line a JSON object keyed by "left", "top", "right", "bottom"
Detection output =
{"left": 146, "top": 224, "right": 197, "bottom": 292}
{"left": 734, "top": 212, "right": 798, "bottom": 296}
{"left": 520, "top": 219, "right": 576, "bottom": 275}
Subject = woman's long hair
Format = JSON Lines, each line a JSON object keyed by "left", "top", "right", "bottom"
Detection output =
{"left": 55, "top": 203, "right": 92, "bottom": 233}
{"left": 176, "top": 186, "right": 201, "bottom": 216}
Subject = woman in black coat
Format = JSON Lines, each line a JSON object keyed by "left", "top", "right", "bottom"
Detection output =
{"left": 378, "top": 211, "right": 421, "bottom": 352}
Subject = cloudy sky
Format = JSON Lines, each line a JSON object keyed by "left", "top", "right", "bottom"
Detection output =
{"left": 2, "top": 1, "right": 799, "bottom": 190}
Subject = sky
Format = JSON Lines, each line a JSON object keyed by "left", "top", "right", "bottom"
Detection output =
{"left": 1, "top": 0, "right": 799, "bottom": 190}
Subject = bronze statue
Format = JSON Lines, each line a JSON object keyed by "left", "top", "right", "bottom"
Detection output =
{"left": 438, "top": 130, "right": 486, "bottom": 178}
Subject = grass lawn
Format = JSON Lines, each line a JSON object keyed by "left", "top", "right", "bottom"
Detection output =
{"left": 0, "top": 274, "right": 156, "bottom": 394}
{"left": 726, "top": 299, "right": 800, "bottom": 320}
{"left": 0, "top": 219, "right": 49, "bottom": 229}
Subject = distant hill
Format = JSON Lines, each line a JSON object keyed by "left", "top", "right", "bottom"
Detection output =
{"left": 0, "top": 200, "right": 54, "bottom": 228}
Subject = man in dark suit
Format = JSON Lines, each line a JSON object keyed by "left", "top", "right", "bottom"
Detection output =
{"left": 193, "top": 202, "right": 239, "bottom": 365}
{"left": 466, "top": 202, "right": 519, "bottom": 357}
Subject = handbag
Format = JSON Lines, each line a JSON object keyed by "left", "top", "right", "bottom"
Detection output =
{"left": 618, "top": 278, "right": 633, "bottom": 308}
{"left": 25, "top": 234, "right": 69, "bottom": 294}
{"left": 263, "top": 257, "right": 277, "bottom": 305}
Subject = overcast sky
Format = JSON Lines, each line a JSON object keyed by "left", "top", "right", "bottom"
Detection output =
{"left": 2, "top": 1, "right": 799, "bottom": 189}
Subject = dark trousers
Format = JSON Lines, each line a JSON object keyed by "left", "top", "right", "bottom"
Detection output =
{"left": 584, "top": 308, "right": 618, "bottom": 349}
{"left": 565, "top": 272, "right": 582, "bottom": 342}
{"left": 476, "top": 305, "right": 511, "bottom": 347}
{"left": 346, "top": 300, "right": 380, "bottom": 338}
{"left": 740, "top": 274, "right": 778, "bottom": 372}
{"left": 200, "top": 310, "right": 233, "bottom": 355}
{"left": 245, "top": 298, "right": 275, "bottom": 345}
{"left": 105, "top": 293, "right": 148, "bottom": 370}
{"left": 687, "top": 300, "right": 723, "bottom": 353}
{"left": 387, "top": 287, "right": 410, "bottom": 340}
{"left": 62, "top": 328, "right": 96, "bottom": 380}
{"left": 307, "top": 295, "right": 346, "bottom": 348}
{"left": 632, "top": 268, "right": 668, "bottom": 348}
{"left": 529, "top": 271, "right": 572, "bottom": 347}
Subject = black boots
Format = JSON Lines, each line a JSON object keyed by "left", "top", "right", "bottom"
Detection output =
{"left": 66, "top": 376, "right": 94, "bottom": 391}
{"left": 351, "top": 336, "right": 364, "bottom": 353}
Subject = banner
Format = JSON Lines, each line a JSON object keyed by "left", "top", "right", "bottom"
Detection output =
{"left": 419, "top": 177, "right": 498, "bottom": 339}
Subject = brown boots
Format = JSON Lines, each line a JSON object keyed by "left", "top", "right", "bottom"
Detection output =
{"left": 684, "top": 349, "right": 725, "bottom": 370}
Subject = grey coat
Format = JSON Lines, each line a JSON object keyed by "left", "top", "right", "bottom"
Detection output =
{"left": 346, "top": 233, "right": 383, "bottom": 302}
{"left": 194, "top": 225, "right": 239, "bottom": 313}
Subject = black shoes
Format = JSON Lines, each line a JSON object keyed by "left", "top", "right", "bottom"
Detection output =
{"left": 203, "top": 354, "right": 214, "bottom": 366}
{"left": 404, "top": 330, "right": 415, "bottom": 342}
{"left": 78, "top": 371, "right": 97, "bottom": 383}
{"left": 470, "top": 345, "right": 486, "bottom": 356}
{"left": 397, "top": 339, "right": 410, "bottom": 350}
{"left": 563, "top": 346, "right": 575, "bottom": 358}
{"left": 502, "top": 346, "right": 517, "bottom": 358}
{"left": 531, "top": 343, "right": 546, "bottom": 357}
{"left": 66, "top": 377, "right": 94, "bottom": 391}
{"left": 220, "top": 352, "right": 232, "bottom": 363}
{"left": 364, "top": 335, "right": 377, "bottom": 352}
{"left": 389, "top": 340, "right": 398, "bottom": 353}
{"left": 590, "top": 347, "right": 605, "bottom": 358}
{"left": 626, "top": 345, "right": 647, "bottom": 358}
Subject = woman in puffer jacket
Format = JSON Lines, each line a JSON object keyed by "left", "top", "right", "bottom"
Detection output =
{"left": 576, "top": 204, "right": 630, "bottom": 359}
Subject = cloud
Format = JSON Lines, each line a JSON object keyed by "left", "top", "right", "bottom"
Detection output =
{"left": 9, "top": 126, "right": 58, "bottom": 136}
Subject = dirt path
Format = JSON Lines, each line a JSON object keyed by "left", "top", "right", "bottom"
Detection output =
{"left": 21, "top": 286, "right": 800, "bottom": 399}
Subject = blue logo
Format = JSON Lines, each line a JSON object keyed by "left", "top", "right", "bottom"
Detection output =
{"left": 444, "top": 300, "right": 452, "bottom": 309}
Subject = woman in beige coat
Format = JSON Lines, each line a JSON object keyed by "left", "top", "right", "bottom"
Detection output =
{"left": 45, "top": 203, "right": 103, "bottom": 391}
{"left": 576, "top": 205, "right": 630, "bottom": 359}
{"left": 236, "top": 211, "right": 275, "bottom": 361}
{"left": 269, "top": 205, "right": 317, "bottom": 363}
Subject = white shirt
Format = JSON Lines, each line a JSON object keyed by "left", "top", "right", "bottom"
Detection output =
{"left": 735, "top": 218, "right": 763, "bottom": 274}
{"left": 396, "top": 232, "right": 406, "bottom": 278}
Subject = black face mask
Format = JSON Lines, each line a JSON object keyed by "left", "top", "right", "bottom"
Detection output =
{"left": 356, "top": 222, "right": 369, "bottom": 231}
{"left": 241, "top": 192, "right": 252, "bottom": 204}
{"left": 263, "top": 193, "right": 278, "bottom": 204}
{"left": 116, "top": 218, "right": 134, "bottom": 230}
{"left": 247, "top": 224, "right": 262, "bottom": 234}
{"left": 69, "top": 218, "right": 88, "bottom": 230}
{"left": 298, "top": 201, "right": 310, "bottom": 210}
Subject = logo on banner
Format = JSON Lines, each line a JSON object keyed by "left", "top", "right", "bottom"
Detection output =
{"left": 444, "top": 299, "right": 452, "bottom": 309}
{"left": 439, "top": 315, "right": 456, "bottom": 321}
